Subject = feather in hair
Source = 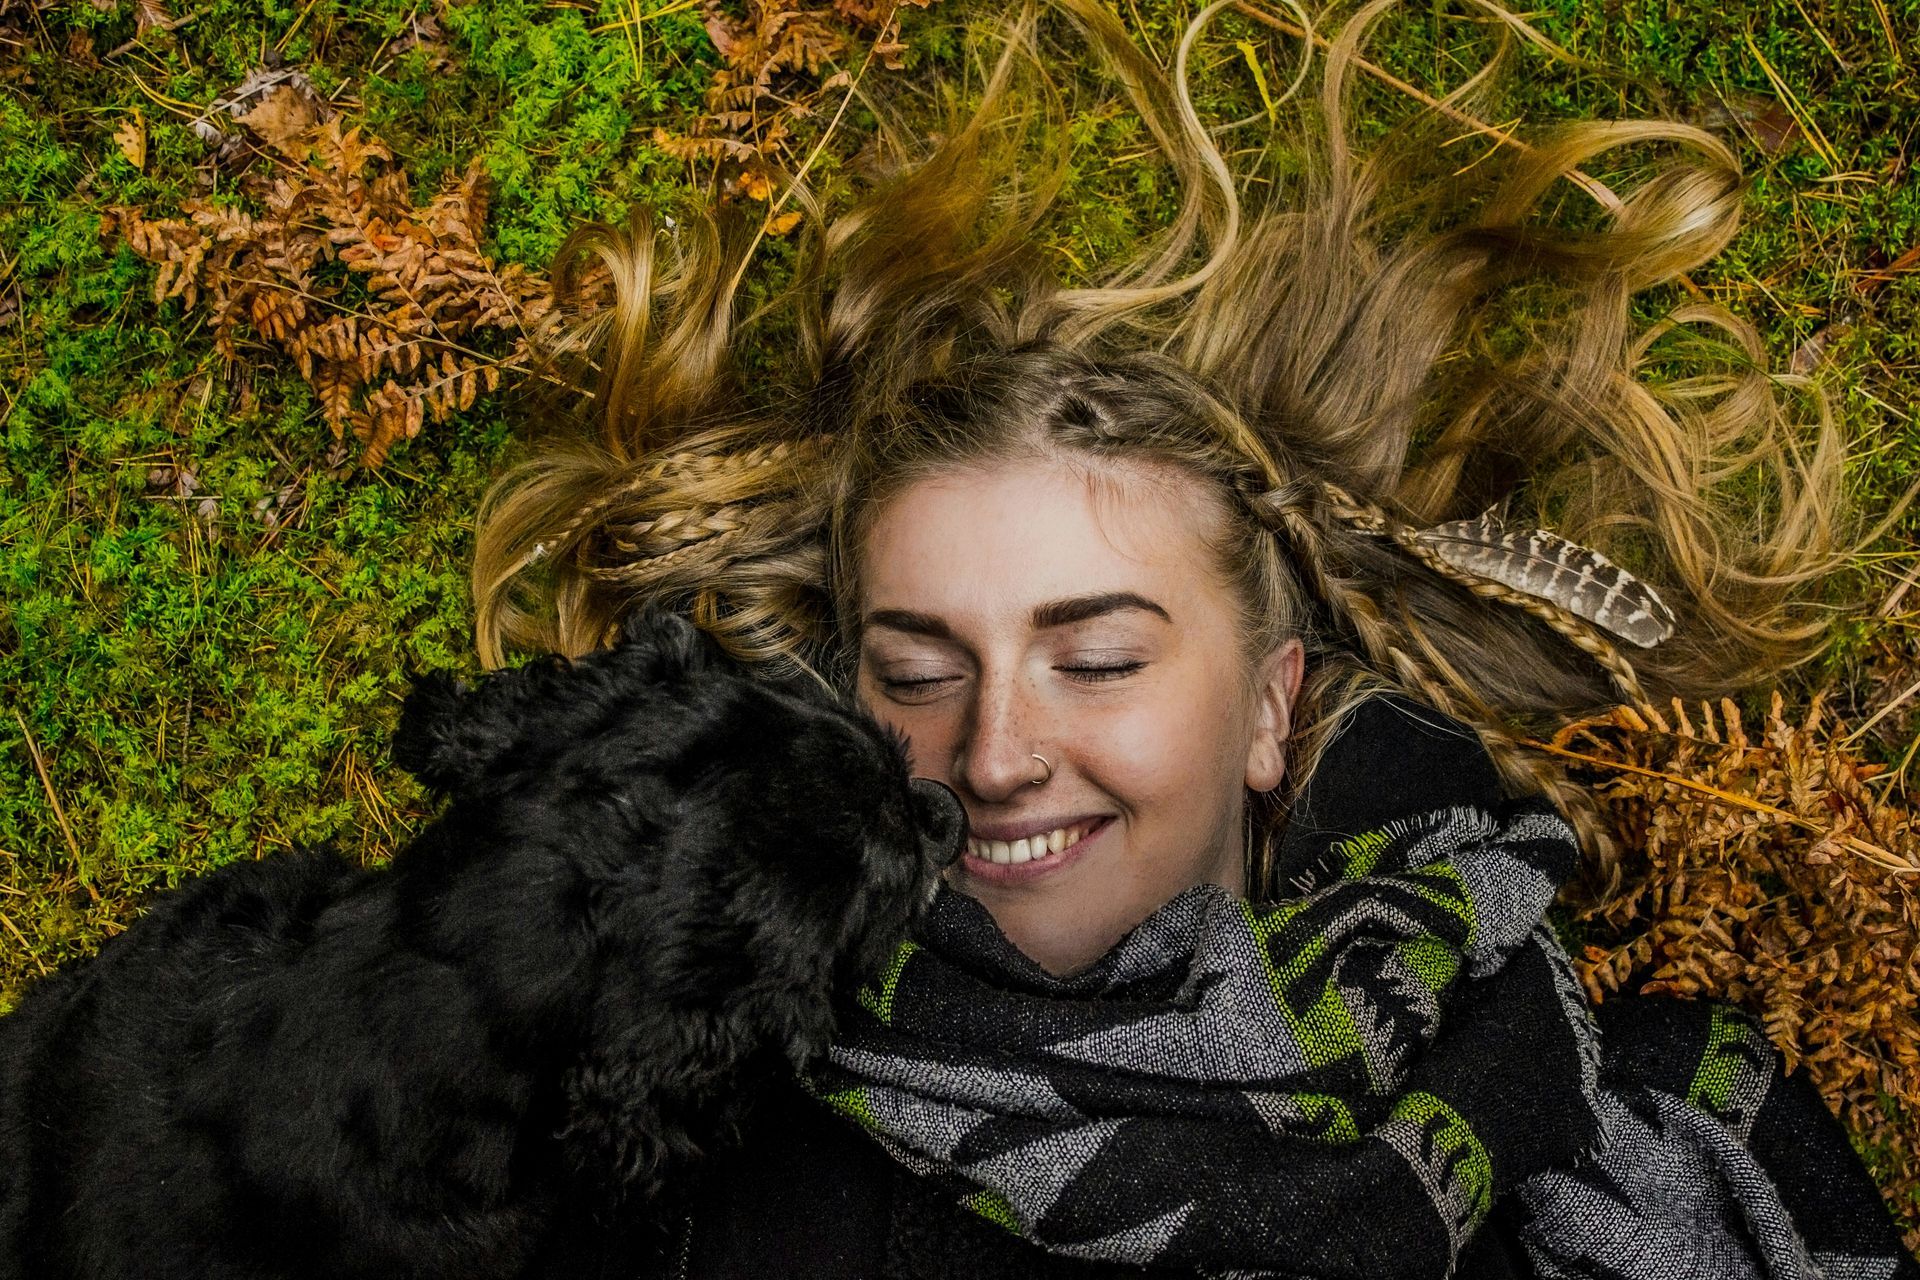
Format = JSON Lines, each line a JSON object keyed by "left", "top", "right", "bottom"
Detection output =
{"left": 1413, "top": 514, "right": 1677, "bottom": 649}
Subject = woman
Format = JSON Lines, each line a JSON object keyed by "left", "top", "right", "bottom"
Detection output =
{"left": 473, "top": 0, "right": 1917, "bottom": 1275}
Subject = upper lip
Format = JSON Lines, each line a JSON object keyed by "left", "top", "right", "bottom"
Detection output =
{"left": 966, "top": 814, "right": 1109, "bottom": 843}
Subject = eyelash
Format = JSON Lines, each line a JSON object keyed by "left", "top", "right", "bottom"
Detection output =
{"left": 881, "top": 662, "right": 1145, "bottom": 692}
{"left": 1065, "top": 661, "right": 1145, "bottom": 683}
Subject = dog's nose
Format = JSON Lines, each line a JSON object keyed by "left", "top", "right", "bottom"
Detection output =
{"left": 910, "top": 778, "right": 967, "bottom": 868}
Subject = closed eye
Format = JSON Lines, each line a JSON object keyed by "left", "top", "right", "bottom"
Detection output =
{"left": 880, "top": 662, "right": 1146, "bottom": 694}
{"left": 1062, "top": 662, "right": 1144, "bottom": 683}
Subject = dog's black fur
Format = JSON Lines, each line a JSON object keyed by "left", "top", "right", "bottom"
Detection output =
{"left": 0, "top": 607, "right": 965, "bottom": 1280}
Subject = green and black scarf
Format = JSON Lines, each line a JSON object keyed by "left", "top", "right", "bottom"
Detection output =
{"left": 810, "top": 697, "right": 1919, "bottom": 1280}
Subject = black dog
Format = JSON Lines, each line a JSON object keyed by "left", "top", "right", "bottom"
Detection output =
{"left": 0, "top": 606, "right": 965, "bottom": 1280}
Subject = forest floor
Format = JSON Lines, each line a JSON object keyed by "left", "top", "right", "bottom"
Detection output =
{"left": 2, "top": 0, "right": 1916, "bottom": 1247}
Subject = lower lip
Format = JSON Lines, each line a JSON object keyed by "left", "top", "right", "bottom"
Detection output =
{"left": 957, "top": 818, "right": 1112, "bottom": 887}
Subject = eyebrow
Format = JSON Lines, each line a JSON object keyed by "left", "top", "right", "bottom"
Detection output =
{"left": 863, "top": 591, "right": 1173, "bottom": 641}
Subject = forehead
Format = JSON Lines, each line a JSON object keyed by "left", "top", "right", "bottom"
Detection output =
{"left": 858, "top": 454, "right": 1231, "bottom": 626}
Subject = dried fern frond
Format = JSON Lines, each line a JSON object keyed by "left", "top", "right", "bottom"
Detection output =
{"left": 111, "top": 117, "right": 554, "bottom": 469}
{"left": 652, "top": 0, "right": 937, "bottom": 203}
{"left": 1535, "top": 693, "right": 1920, "bottom": 1251}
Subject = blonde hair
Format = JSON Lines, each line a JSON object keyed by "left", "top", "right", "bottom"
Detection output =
{"left": 472, "top": 0, "right": 1852, "bottom": 908}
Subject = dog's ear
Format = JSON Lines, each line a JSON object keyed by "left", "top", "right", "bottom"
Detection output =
{"left": 390, "top": 669, "right": 522, "bottom": 793}
{"left": 615, "top": 605, "right": 719, "bottom": 679}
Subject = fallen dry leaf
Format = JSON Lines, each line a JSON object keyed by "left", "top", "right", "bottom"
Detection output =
{"left": 1699, "top": 89, "right": 1802, "bottom": 156}
{"left": 113, "top": 110, "right": 146, "bottom": 171}
{"left": 237, "top": 84, "right": 323, "bottom": 158}
{"left": 64, "top": 25, "right": 99, "bottom": 68}
{"left": 655, "top": 0, "right": 938, "bottom": 201}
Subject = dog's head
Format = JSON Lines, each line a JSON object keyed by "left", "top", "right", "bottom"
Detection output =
{"left": 391, "top": 606, "right": 965, "bottom": 1188}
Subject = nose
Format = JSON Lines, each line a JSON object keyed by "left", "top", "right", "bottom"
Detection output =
{"left": 952, "top": 672, "right": 1049, "bottom": 801}
{"left": 910, "top": 778, "right": 967, "bottom": 868}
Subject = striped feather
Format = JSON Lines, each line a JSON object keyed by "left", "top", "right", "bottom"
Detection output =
{"left": 1413, "top": 515, "right": 1677, "bottom": 649}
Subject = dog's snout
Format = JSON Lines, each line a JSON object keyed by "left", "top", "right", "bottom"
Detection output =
{"left": 909, "top": 778, "right": 967, "bottom": 868}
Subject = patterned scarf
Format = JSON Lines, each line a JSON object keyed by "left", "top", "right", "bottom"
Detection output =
{"left": 809, "top": 697, "right": 1919, "bottom": 1280}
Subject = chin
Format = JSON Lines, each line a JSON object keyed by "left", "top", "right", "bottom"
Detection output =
{"left": 987, "top": 899, "right": 1131, "bottom": 977}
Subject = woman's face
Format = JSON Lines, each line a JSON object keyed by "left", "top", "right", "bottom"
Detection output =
{"left": 853, "top": 453, "right": 1304, "bottom": 975}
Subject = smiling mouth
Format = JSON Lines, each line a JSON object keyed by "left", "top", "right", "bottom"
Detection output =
{"left": 965, "top": 820, "right": 1101, "bottom": 867}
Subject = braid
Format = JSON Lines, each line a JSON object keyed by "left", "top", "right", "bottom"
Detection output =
{"left": 540, "top": 437, "right": 832, "bottom": 563}
{"left": 582, "top": 538, "right": 832, "bottom": 661}
{"left": 604, "top": 503, "right": 758, "bottom": 557}
{"left": 1248, "top": 480, "right": 1482, "bottom": 721}
{"left": 1247, "top": 477, "right": 1627, "bottom": 912}
{"left": 589, "top": 502, "right": 798, "bottom": 583}
{"left": 1315, "top": 481, "right": 1652, "bottom": 706}
{"left": 476, "top": 426, "right": 837, "bottom": 673}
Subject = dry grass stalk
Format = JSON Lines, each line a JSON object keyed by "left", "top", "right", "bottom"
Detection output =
{"left": 1537, "top": 693, "right": 1919, "bottom": 1248}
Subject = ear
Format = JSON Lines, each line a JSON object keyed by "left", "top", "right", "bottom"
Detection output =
{"left": 1245, "top": 637, "right": 1305, "bottom": 794}
{"left": 615, "top": 604, "right": 720, "bottom": 679}
{"left": 390, "top": 668, "right": 521, "bottom": 794}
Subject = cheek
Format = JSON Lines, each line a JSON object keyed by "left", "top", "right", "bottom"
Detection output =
{"left": 1096, "top": 682, "right": 1247, "bottom": 817}
{"left": 1088, "top": 677, "right": 1254, "bottom": 904}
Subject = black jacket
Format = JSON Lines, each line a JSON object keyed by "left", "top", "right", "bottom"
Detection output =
{"left": 549, "top": 1073, "right": 1542, "bottom": 1280}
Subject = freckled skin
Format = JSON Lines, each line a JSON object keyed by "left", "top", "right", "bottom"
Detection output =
{"left": 854, "top": 453, "right": 1304, "bottom": 976}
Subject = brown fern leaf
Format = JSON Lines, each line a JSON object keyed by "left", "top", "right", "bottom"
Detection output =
{"left": 352, "top": 379, "right": 425, "bottom": 468}
{"left": 833, "top": 0, "right": 932, "bottom": 25}
{"left": 247, "top": 289, "right": 305, "bottom": 343}
{"left": 312, "top": 365, "right": 359, "bottom": 436}
{"left": 672, "top": 0, "right": 942, "bottom": 200}
{"left": 114, "top": 117, "right": 552, "bottom": 468}
{"left": 1544, "top": 693, "right": 1920, "bottom": 1251}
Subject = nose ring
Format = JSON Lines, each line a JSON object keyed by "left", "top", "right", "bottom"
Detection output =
{"left": 1029, "top": 753, "right": 1053, "bottom": 786}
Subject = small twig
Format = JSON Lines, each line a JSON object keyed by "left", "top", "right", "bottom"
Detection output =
{"left": 1845, "top": 674, "right": 1920, "bottom": 748}
{"left": 1740, "top": 28, "right": 1840, "bottom": 172}
{"left": 104, "top": 5, "right": 204, "bottom": 59}
{"left": 1856, "top": 243, "right": 1920, "bottom": 296}
{"left": 10, "top": 709, "right": 98, "bottom": 903}
{"left": 1864, "top": 0, "right": 1903, "bottom": 61}
{"left": 1231, "top": 2, "right": 1625, "bottom": 216}
{"left": 360, "top": 0, "right": 423, "bottom": 82}
{"left": 122, "top": 68, "right": 209, "bottom": 121}
{"left": 1873, "top": 548, "right": 1920, "bottom": 617}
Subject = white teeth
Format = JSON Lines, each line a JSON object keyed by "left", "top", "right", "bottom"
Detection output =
{"left": 966, "top": 822, "right": 1092, "bottom": 866}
